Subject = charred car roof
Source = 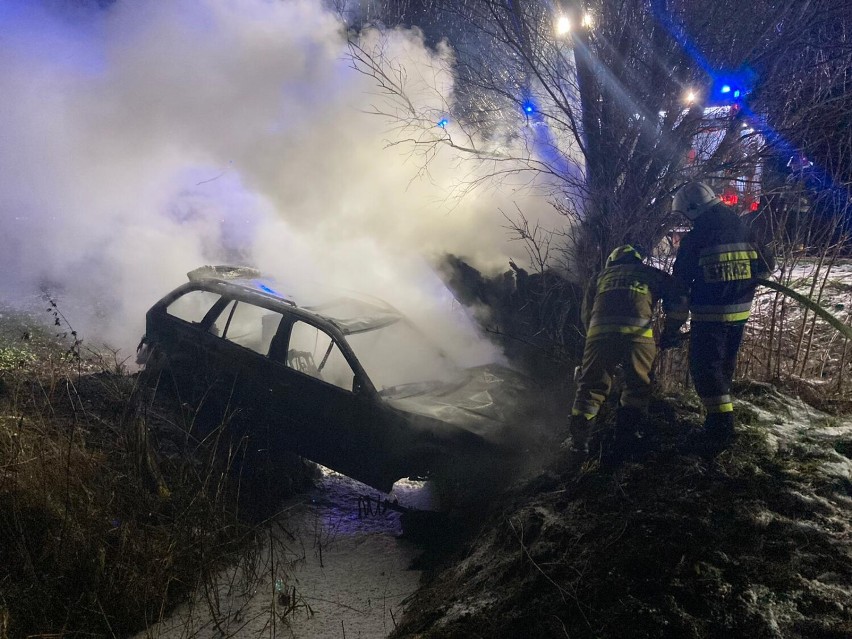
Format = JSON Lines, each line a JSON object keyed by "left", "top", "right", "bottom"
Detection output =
{"left": 185, "top": 265, "right": 405, "bottom": 335}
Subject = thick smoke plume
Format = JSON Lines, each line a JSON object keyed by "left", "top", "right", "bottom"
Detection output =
{"left": 0, "top": 0, "right": 560, "bottom": 365}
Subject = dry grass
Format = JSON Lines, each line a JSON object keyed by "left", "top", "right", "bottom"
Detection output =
{"left": 0, "top": 308, "right": 308, "bottom": 638}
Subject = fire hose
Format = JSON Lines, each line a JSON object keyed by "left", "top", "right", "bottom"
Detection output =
{"left": 756, "top": 277, "right": 852, "bottom": 341}
{"left": 571, "top": 277, "right": 850, "bottom": 382}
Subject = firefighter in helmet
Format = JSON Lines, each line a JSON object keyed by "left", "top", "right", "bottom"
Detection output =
{"left": 569, "top": 244, "right": 688, "bottom": 462}
{"left": 662, "top": 181, "right": 775, "bottom": 454}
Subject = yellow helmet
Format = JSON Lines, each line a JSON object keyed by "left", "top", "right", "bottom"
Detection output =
{"left": 606, "top": 244, "right": 643, "bottom": 265}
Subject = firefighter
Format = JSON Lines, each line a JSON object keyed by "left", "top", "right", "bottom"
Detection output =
{"left": 569, "top": 244, "right": 688, "bottom": 462}
{"left": 661, "top": 181, "right": 775, "bottom": 455}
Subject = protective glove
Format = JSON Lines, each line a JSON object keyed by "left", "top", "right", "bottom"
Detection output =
{"left": 659, "top": 330, "right": 683, "bottom": 350}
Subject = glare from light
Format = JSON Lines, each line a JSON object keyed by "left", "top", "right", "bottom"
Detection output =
{"left": 581, "top": 12, "right": 593, "bottom": 28}
{"left": 685, "top": 90, "right": 697, "bottom": 104}
{"left": 721, "top": 84, "right": 732, "bottom": 94}
{"left": 556, "top": 15, "right": 571, "bottom": 35}
{"left": 437, "top": 118, "right": 449, "bottom": 128}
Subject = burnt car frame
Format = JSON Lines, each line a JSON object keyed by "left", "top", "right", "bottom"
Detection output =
{"left": 137, "top": 266, "right": 536, "bottom": 495}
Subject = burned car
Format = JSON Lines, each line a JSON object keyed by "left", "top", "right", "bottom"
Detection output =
{"left": 137, "top": 266, "right": 540, "bottom": 496}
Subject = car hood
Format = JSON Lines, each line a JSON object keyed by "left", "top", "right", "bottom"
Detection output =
{"left": 380, "top": 364, "right": 534, "bottom": 441}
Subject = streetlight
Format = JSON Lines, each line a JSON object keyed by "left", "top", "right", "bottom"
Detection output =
{"left": 685, "top": 89, "right": 698, "bottom": 104}
{"left": 556, "top": 15, "right": 571, "bottom": 36}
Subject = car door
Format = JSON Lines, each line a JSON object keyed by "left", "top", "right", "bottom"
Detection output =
{"left": 258, "top": 317, "right": 401, "bottom": 491}
{"left": 197, "top": 297, "right": 286, "bottom": 427}
{"left": 150, "top": 288, "right": 230, "bottom": 403}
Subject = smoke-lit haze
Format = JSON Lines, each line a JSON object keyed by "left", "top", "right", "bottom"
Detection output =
{"left": 0, "top": 0, "right": 562, "bottom": 365}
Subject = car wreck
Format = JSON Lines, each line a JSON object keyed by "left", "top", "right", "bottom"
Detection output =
{"left": 137, "top": 266, "right": 540, "bottom": 497}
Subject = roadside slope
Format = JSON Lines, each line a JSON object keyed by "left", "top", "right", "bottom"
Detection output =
{"left": 393, "top": 384, "right": 852, "bottom": 638}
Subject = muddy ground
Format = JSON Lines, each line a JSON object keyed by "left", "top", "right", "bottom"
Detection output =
{"left": 391, "top": 384, "right": 852, "bottom": 639}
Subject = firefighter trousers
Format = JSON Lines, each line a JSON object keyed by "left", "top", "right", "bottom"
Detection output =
{"left": 572, "top": 335, "right": 656, "bottom": 419}
{"left": 689, "top": 322, "right": 745, "bottom": 415}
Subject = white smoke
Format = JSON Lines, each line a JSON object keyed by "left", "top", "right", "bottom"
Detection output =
{"left": 0, "top": 0, "right": 563, "bottom": 365}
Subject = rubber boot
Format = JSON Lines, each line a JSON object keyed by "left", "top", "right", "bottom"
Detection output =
{"left": 602, "top": 407, "right": 645, "bottom": 468}
{"left": 697, "top": 412, "right": 736, "bottom": 458}
{"left": 567, "top": 414, "right": 594, "bottom": 457}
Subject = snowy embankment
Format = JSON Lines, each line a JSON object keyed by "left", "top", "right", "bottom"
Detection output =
{"left": 389, "top": 384, "right": 852, "bottom": 638}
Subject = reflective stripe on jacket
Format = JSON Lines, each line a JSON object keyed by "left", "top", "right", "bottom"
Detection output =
{"left": 673, "top": 205, "right": 774, "bottom": 324}
{"left": 584, "top": 260, "right": 686, "bottom": 342}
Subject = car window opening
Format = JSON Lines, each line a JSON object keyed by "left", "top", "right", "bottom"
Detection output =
{"left": 287, "top": 321, "right": 357, "bottom": 392}
{"left": 165, "top": 290, "right": 221, "bottom": 324}
{"left": 202, "top": 299, "right": 285, "bottom": 356}
{"left": 287, "top": 350, "right": 322, "bottom": 378}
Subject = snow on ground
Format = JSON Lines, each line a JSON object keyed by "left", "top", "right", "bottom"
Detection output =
{"left": 758, "top": 258, "right": 852, "bottom": 318}
{"left": 136, "top": 470, "right": 433, "bottom": 639}
{"left": 388, "top": 383, "right": 852, "bottom": 638}
{"left": 737, "top": 383, "right": 852, "bottom": 482}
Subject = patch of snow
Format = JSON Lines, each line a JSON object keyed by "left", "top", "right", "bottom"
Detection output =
{"left": 820, "top": 459, "right": 852, "bottom": 481}
{"left": 438, "top": 597, "right": 499, "bottom": 627}
{"left": 136, "top": 468, "right": 426, "bottom": 639}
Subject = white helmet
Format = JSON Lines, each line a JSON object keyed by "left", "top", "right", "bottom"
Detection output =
{"left": 672, "top": 181, "right": 721, "bottom": 220}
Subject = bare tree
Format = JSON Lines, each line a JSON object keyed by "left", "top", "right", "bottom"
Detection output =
{"left": 349, "top": 0, "right": 852, "bottom": 388}
{"left": 349, "top": 1, "right": 797, "bottom": 270}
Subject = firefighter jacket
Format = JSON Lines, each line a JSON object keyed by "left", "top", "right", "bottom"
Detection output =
{"left": 582, "top": 256, "right": 687, "bottom": 342}
{"left": 673, "top": 204, "right": 775, "bottom": 325}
